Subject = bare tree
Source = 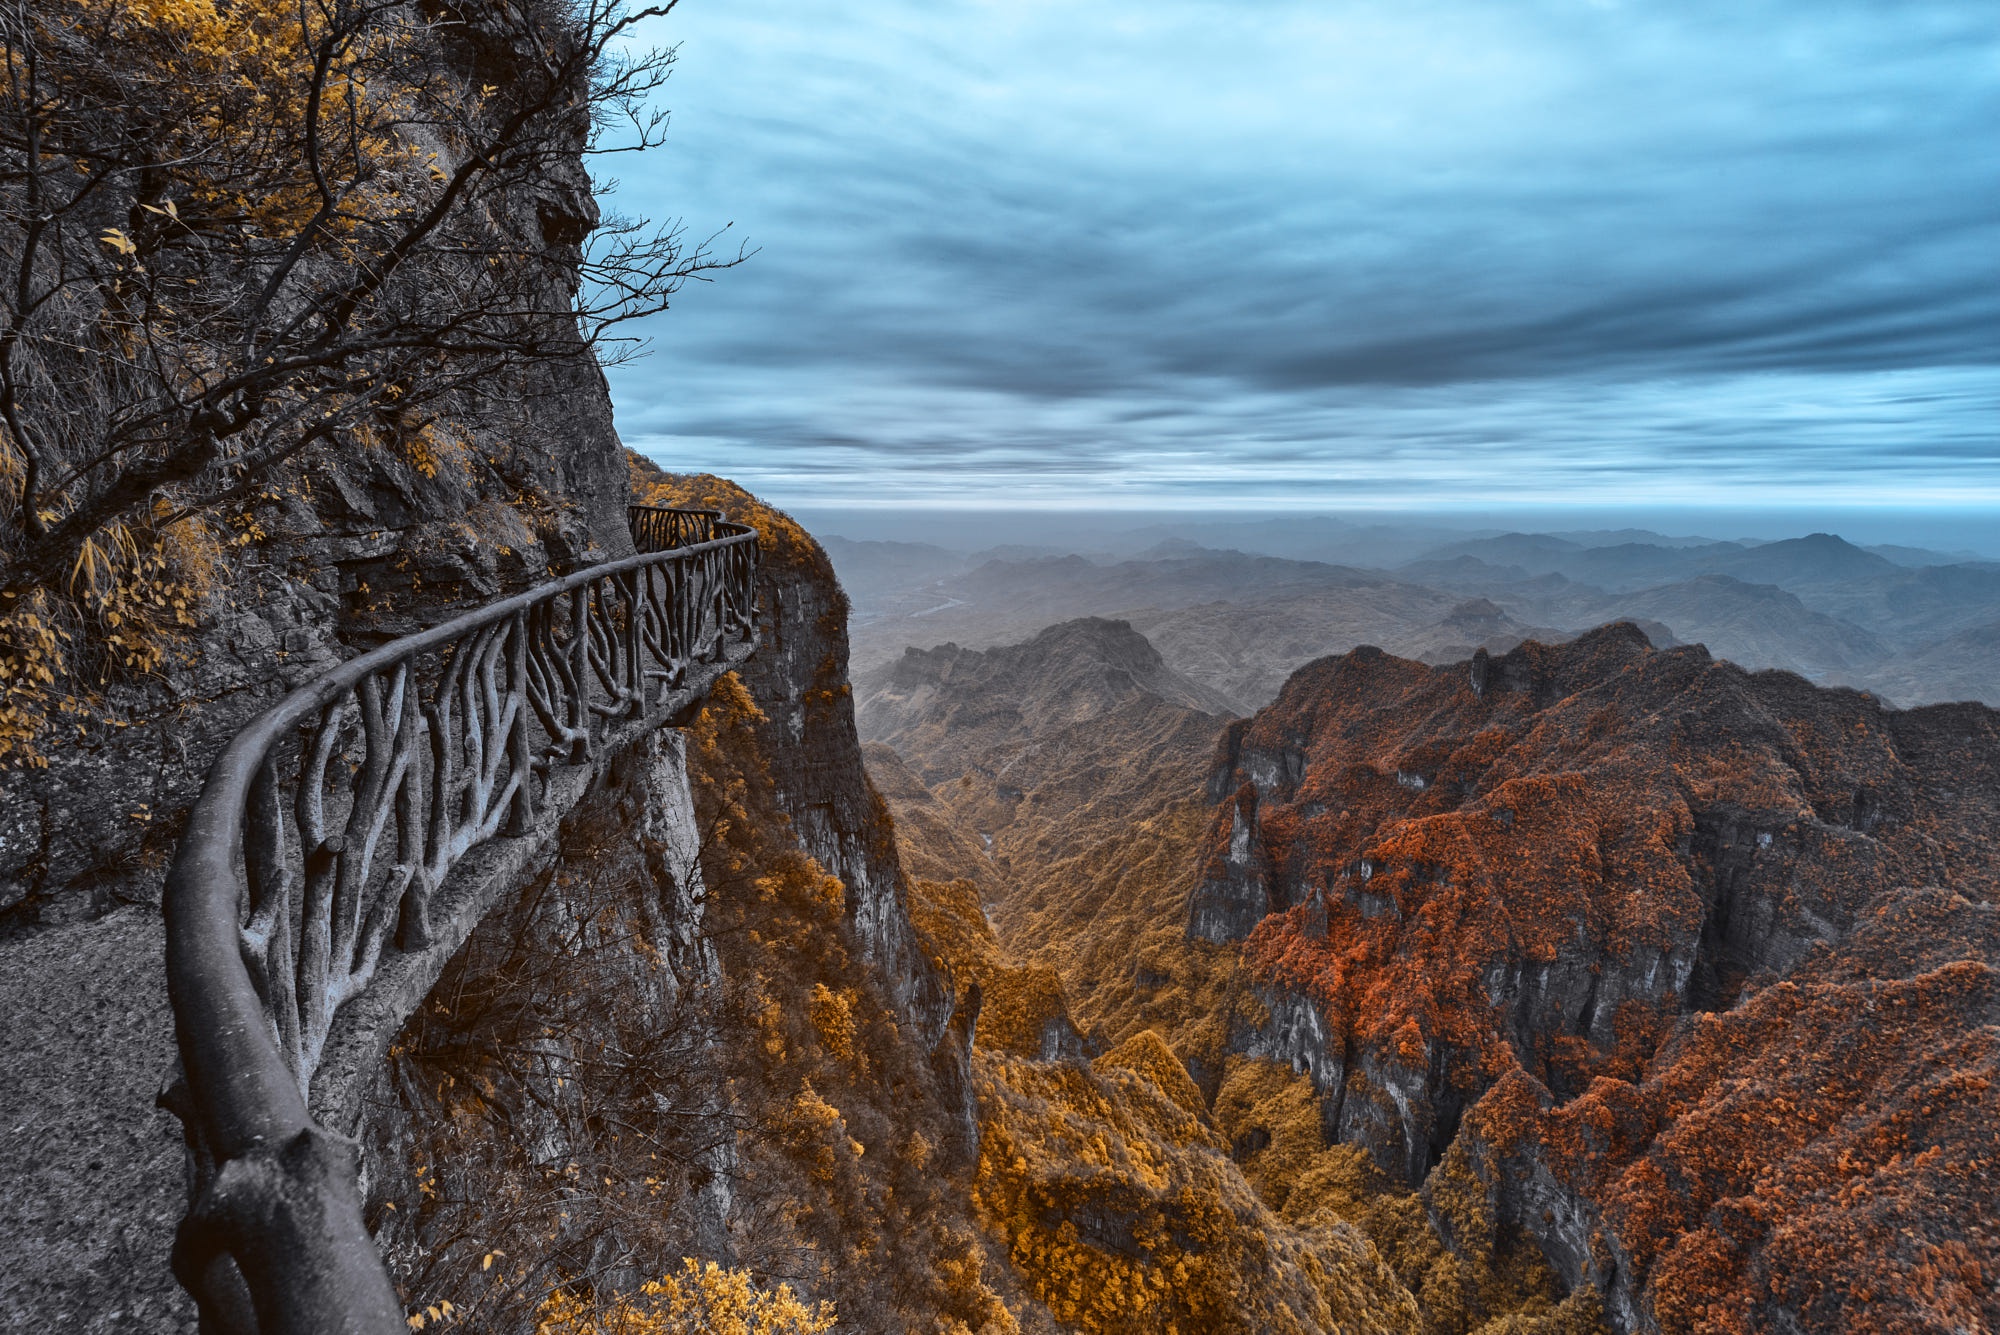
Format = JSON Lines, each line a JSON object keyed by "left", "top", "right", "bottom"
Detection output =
{"left": 0, "top": 0, "right": 740, "bottom": 601}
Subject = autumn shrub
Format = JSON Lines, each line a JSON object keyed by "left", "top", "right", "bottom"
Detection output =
{"left": 681, "top": 671, "right": 1020, "bottom": 1335}
{"left": 0, "top": 508, "right": 225, "bottom": 765}
{"left": 904, "top": 875, "right": 1078, "bottom": 1059}
{"left": 971, "top": 1049, "right": 1420, "bottom": 1335}
{"left": 534, "top": 1259, "right": 834, "bottom": 1335}
{"left": 1094, "top": 1030, "right": 1207, "bottom": 1119}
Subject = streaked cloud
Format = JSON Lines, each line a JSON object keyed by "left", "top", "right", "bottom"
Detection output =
{"left": 608, "top": 0, "right": 2000, "bottom": 508}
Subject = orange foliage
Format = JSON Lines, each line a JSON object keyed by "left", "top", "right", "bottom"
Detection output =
{"left": 1194, "top": 628, "right": 1999, "bottom": 1327}
{"left": 1470, "top": 886, "right": 1999, "bottom": 1334}
{"left": 1219, "top": 627, "right": 1998, "bottom": 1127}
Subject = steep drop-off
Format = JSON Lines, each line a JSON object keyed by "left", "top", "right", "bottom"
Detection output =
{"left": 864, "top": 617, "right": 1608, "bottom": 1334}
{"left": 1199, "top": 625, "right": 1999, "bottom": 1332}
{"left": 367, "top": 470, "right": 1026, "bottom": 1332}
{"left": 864, "top": 607, "right": 1999, "bottom": 1334}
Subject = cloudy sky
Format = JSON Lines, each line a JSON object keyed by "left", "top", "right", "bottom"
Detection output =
{"left": 606, "top": 0, "right": 1999, "bottom": 513}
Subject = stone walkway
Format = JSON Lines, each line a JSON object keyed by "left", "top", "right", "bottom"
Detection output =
{"left": 0, "top": 908, "right": 194, "bottom": 1331}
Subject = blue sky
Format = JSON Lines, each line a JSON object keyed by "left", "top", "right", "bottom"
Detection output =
{"left": 607, "top": 0, "right": 2000, "bottom": 512}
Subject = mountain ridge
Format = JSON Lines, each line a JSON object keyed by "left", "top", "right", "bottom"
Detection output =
{"left": 1195, "top": 624, "right": 1998, "bottom": 1332}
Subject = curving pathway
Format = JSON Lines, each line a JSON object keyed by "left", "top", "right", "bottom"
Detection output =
{"left": 160, "top": 506, "right": 760, "bottom": 1334}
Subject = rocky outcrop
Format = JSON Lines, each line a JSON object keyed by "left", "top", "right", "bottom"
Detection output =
{"left": 324, "top": 473, "right": 997, "bottom": 1328}
{"left": 1187, "top": 781, "right": 1276, "bottom": 943}
{"left": 633, "top": 466, "right": 963, "bottom": 1056}
{"left": 1456, "top": 884, "right": 1999, "bottom": 1334}
{"left": 0, "top": 58, "right": 624, "bottom": 935}
{"left": 1191, "top": 623, "right": 2000, "bottom": 1329}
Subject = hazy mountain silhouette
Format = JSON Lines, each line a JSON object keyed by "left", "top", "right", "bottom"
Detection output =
{"left": 824, "top": 521, "right": 2000, "bottom": 709}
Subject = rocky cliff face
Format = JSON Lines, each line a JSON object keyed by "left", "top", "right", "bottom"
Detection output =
{"left": 634, "top": 467, "right": 962, "bottom": 1058}
{"left": 729, "top": 529, "right": 957, "bottom": 1051}
{"left": 0, "top": 358, "right": 625, "bottom": 930}
{"left": 1191, "top": 624, "right": 1999, "bottom": 1331}
{"left": 0, "top": 39, "right": 627, "bottom": 933}
{"left": 1458, "top": 882, "right": 1998, "bottom": 1333}
{"left": 547, "top": 470, "right": 994, "bottom": 1326}
{"left": 0, "top": 33, "right": 635, "bottom": 1324}
{"left": 174, "top": 469, "right": 1003, "bottom": 1331}
{"left": 857, "top": 617, "right": 1243, "bottom": 1070}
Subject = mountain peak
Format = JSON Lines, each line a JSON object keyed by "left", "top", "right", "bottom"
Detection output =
{"left": 857, "top": 617, "right": 1237, "bottom": 780}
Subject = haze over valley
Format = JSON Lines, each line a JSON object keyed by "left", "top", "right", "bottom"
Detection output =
{"left": 814, "top": 513, "right": 2000, "bottom": 714}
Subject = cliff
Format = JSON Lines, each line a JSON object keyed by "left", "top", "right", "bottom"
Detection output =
{"left": 1194, "top": 625, "right": 1999, "bottom": 1331}
{"left": 0, "top": 59, "right": 630, "bottom": 1330}
{"left": 345, "top": 469, "right": 1018, "bottom": 1331}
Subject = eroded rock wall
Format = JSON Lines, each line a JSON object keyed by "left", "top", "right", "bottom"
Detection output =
{"left": 1192, "top": 625, "right": 2000, "bottom": 1330}
{"left": 0, "top": 99, "right": 633, "bottom": 1335}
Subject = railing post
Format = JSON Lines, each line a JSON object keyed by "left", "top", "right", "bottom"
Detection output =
{"left": 623, "top": 572, "right": 645, "bottom": 716}
{"left": 568, "top": 584, "right": 592, "bottom": 764}
{"left": 507, "top": 610, "right": 535, "bottom": 835}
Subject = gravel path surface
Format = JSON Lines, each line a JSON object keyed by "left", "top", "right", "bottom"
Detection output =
{"left": 0, "top": 908, "right": 194, "bottom": 1331}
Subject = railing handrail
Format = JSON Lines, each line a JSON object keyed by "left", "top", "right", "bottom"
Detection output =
{"left": 162, "top": 505, "right": 760, "bottom": 1334}
{"left": 199, "top": 518, "right": 751, "bottom": 859}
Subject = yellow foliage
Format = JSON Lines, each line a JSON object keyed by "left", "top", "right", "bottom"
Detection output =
{"left": 807, "top": 984, "right": 857, "bottom": 1061}
{"left": 972, "top": 1051, "right": 1419, "bottom": 1335}
{"left": 534, "top": 1259, "right": 835, "bottom": 1334}
{"left": 1251, "top": 1067, "right": 1586, "bottom": 1335}
{"left": 1212, "top": 1057, "right": 1328, "bottom": 1212}
{"left": 682, "top": 661, "right": 1020, "bottom": 1334}
{"left": 50, "top": 0, "right": 424, "bottom": 238}
{"left": 904, "top": 876, "right": 1078, "bottom": 1059}
{"left": 0, "top": 511, "right": 224, "bottom": 765}
{"left": 402, "top": 422, "right": 473, "bottom": 480}
{"left": 1094, "top": 1030, "right": 1208, "bottom": 1121}
{"left": 783, "top": 1083, "right": 861, "bottom": 1184}
{"left": 627, "top": 462, "right": 818, "bottom": 577}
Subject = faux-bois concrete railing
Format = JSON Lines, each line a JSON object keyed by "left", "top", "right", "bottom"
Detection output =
{"left": 161, "top": 505, "right": 759, "bottom": 1334}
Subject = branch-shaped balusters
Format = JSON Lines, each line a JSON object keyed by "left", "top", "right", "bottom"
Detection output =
{"left": 189, "top": 518, "right": 761, "bottom": 1105}
{"left": 164, "top": 511, "right": 761, "bottom": 1335}
{"left": 241, "top": 754, "right": 300, "bottom": 1071}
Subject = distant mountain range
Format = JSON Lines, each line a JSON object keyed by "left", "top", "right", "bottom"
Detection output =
{"left": 821, "top": 527, "right": 2000, "bottom": 711}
